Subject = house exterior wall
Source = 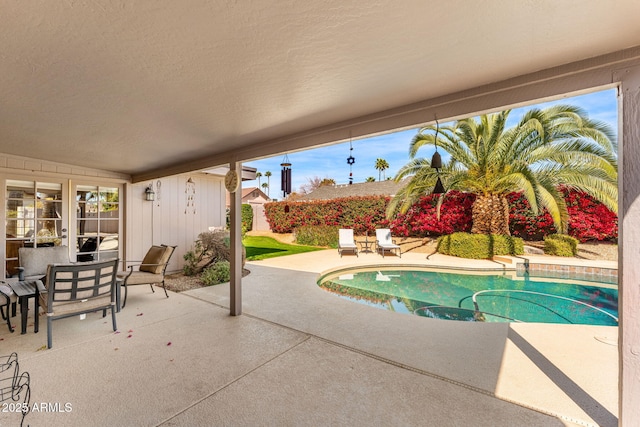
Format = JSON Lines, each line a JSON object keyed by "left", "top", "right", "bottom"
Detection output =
{"left": 0, "top": 152, "right": 225, "bottom": 277}
{"left": 251, "top": 203, "right": 270, "bottom": 231}
{"left": 124, "top": 174, "right": 226, "bottom": 274}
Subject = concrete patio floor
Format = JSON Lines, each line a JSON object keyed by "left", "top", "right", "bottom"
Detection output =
{"left": 0, "top": 249, "right": 617, "bottom": 426}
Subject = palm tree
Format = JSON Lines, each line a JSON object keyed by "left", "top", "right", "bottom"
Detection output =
{"left": 388, "top": 105, "right": 618, "bottom": 235}
{"left": 255, "top": 171, "right": 262, "bottom": 188}
{"left": 264, "top": 171, "right": 272, "bottom": 197}
{"left": 261, "top": 182, "right": 269, "bottom": 196}
{"left": 375, "top": 158, "right": 389, "bottom": 181}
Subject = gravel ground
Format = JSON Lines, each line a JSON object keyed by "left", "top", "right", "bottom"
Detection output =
{"left": 165, "top": 232, "right": 617, "bottom": 293}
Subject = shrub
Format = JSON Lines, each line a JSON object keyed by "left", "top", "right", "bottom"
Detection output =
{"left": 389, "top": 191, "right": 475, "bottom": 237}
{"left": 264, "top": 196, "right": 390, "bottom": 234}
{"left": 437, "top": 232, "right": 524, "bottom": 259}
{"left": 183, "top": 230, "right": 245, "bottom": 276}
{"left": 263, "top": 189, "right": 617, "bottom": 242}
{"left": 201, "top": 261, "right": 230, "bottom": 286}
{"left": 295, "top": 225, "right": 339, "bottom": 247}
{"left": 241, "top": 204, "right": 253, "bottom": 233}
{"left": 544, "top": 234, "right": 579, "bottom": 257}
{"left": 564, "top": 189, "right": 618, "bottom": 242}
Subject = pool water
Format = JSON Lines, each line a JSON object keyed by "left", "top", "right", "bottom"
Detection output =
{"left": 318, "top": 268, "right": 618, "bottom": 325}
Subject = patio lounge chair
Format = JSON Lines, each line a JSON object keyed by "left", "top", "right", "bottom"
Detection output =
{"left": 338, "top": 229, "right": 358, "bottom": 257}
{"left": 117, "top": 245, "right": 176, "bottom": 308}
{"left": 375, "top": 228, "right": 401, "bottom": 258}
{"left": 40, "top": 259, "right": 119, "bottom": 348}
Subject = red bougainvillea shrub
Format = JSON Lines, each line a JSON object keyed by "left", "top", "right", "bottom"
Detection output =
{"left": 389, "top": 191, "right": 474, "bottom": 237}
{"left": 264, "top": 189, "right": 617, "bottom": 242}
{"left": 507, "top": 189, "right": 617, "bottom": 242}
{"left": 263, "top": 196, "right": 390, "bottom": 234}
{"left": 507, "top": 193, "right": 556, "bottom": 240}
{"left": 563, "top": 188, "right": 618, "bottom": 242}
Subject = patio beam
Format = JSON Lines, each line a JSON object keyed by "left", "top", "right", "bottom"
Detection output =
{"left": 229, "top": 161, "right": 242, "bottom": 316}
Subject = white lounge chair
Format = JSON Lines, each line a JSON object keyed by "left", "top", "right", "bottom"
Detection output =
{"left": 338, "top": 229, "right": 358, "bottom": 257}
{"left": 375, "top": 229, "right": 401, "bottom": 258}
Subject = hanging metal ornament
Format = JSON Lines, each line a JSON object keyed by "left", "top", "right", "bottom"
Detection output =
{"left": 185, "top": 177, "right": 196, "bottom": 214}
{"left": 430, "top": 119, "right": 446, "bottom": 194}
{"left": 347, "top": 138, "right": 355, "bottom": 185}
{"left": 280, "top": 154, "right": 292, "bottom": 197}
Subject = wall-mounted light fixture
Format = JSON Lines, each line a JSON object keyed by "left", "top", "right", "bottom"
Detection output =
{"left": 145, "top": 184, "right": 155, "bottom": 201}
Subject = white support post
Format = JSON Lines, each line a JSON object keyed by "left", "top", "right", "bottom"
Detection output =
{"left": 617, "top": 65, "right": 640, "bottom": 426}
{"left": 229, "top": 161, "right": 242, "bottom": 316}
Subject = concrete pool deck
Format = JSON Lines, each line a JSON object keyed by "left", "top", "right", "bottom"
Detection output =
{"left": 0, "top": 249, "right": 618, "bottom": 426}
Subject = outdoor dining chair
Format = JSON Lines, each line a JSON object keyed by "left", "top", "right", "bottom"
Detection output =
{"left": 41, "top": 259, "right": 119, "bottom": 348}
{"left": 0, "top": 284, "right": 17, "bottom": 332}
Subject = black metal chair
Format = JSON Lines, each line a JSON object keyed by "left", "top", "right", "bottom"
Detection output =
{"left": 41, "top": 259, "right": 119, "bottom": 349}
{"left": 0, "top": 284, "right": 17, "bottom": 332}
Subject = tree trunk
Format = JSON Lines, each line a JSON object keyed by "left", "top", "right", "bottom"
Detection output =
{"left": 471, "top": 194, "right": 511, "bottom": 235}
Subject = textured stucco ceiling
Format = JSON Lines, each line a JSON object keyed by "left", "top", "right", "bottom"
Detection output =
{"left": 2, "top": 1, "right": 640, "bottom": 179}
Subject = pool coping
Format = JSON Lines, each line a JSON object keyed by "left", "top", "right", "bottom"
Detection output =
{"left": 319, "top": 260, "right": 619, "bottom": 286}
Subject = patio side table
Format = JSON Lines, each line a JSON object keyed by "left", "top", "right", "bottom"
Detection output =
{"left": 8, "top": 280, "right": 43, "bottom": 335}
{"left": 359, "top": 237, "right": 375, "bottom": 254}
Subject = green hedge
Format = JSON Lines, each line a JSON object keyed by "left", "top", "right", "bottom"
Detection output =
{"left": 295, "top": 225, "right": 339, "bottom": 248}
{"left": 264, "top": 196, "right": 390, "bottom": 234}
{"left": 241, "top": 204, "right": 253, "bottom": 233}
{"left": 544, "top": 234, "right": 579, "bottom": 257}
{"left": 437, "top": 232, "right": 524, "bottom": 259}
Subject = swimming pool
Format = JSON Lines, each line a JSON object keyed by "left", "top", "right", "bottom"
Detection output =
{"left": 317, "top": 267, "right": 618, "bottom": 325}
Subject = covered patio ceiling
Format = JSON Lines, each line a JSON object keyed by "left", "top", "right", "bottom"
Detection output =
{"left": 2, "top": 1, "right": 640, "bottom": 182}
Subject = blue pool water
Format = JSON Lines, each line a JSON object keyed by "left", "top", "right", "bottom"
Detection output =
{"left": 317, "top": 268, "right": 618, "bottom": 325}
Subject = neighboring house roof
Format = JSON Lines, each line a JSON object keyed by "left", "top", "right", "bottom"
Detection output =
{"left": 300, "top": 180, "right": 405, "bottom": 201}
{"left": 226, "top": 187, "right": 271, "bottom": 207}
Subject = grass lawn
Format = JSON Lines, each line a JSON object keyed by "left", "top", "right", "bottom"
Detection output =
{"left": 243, "top": 235, "right": 324, "bottom": 261}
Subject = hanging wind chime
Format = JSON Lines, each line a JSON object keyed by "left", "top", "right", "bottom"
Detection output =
{"left": 156, "top": 180, "right": 162, "bottom": 207}
{"left": 185, "top": 177, "right": 196, "bottom": 214}
{"left": 431, "top": 119, "right": 446, "bottom": 194}
{"left": 280, "top": 154, "right": 292, "bottom": 198}
{"left": 347, "top": 138, "right": 355, "bottom": 185}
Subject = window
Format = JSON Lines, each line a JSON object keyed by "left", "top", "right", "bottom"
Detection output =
{"left": 5, "top": 180, "right": 64, "bottom": 275}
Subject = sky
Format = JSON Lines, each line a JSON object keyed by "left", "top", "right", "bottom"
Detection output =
{"left": 243, "top": 88, "right": 618, "bottom": 199}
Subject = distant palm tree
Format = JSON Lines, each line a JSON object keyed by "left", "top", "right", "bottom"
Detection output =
{"left": 375, "top": 158, "right": 389, "bottom": 181}
{"left": 255, "top": 171, "right": 262, "bottom": 188}
{"left": 261, "top": 182, "right": 269, "bottom": 195}
{"left": 388, "top": 105, "right": 618, "bottom": 235}
{"left": 264, "top": 171, "right": 272, "bottom": 197}
{"left": 365, "top": 177, "right": 376, "bottom": 182}
{"left": 319, "top": 178, "right": 336, "bottom": 186}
